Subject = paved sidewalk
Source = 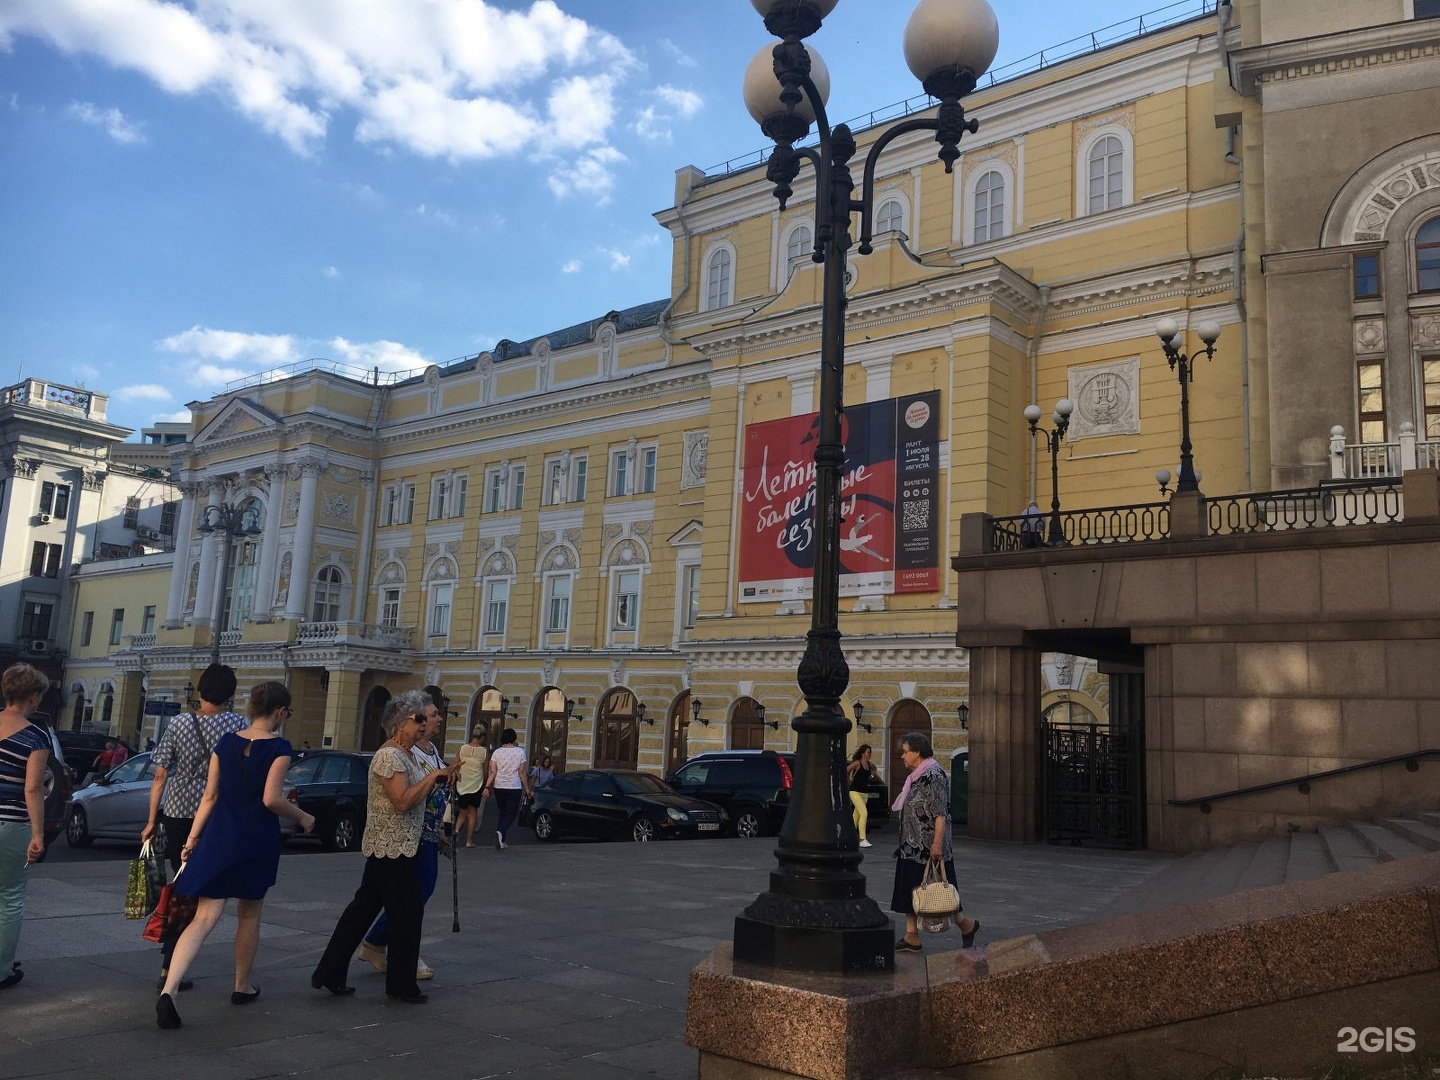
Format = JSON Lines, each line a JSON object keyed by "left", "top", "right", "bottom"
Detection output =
{"left": 3, "top": 831, "right": 1172, "bottom": 1080}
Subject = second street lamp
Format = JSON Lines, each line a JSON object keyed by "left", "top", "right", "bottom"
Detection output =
{"left": 1155, "top": 317, "right": 1221, "bottom": 494}
{"left": 196, "top": 502, "right": 262, "bottom": 665}
{"left": 738, "top": 0, "right": 997, "bottom": 974}
{"left": 1025, "top": 399, "right": 1073, "bottom": 545}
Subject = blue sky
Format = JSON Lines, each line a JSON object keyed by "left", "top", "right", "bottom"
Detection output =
{"left": 0, "top": 0, "right": 1212, "bottom": 437}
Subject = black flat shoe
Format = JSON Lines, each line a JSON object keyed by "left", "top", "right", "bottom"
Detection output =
{"left": 156, "top": 975, "right": 194, "bottom": 993}
{"left": 386, "top": 992, "right": 429, "bottom": 1004}
{"left": 231, "top": 986, "right": 261, "bottom": 1004}
{"left": 156, "top": 993, "right": 182, "bottom": 1029}
{"left": 961, "top": 920, "right": 981, "bottom": 949}
{"left": 0, "top": 963, "right": 23, "bottom": 991}
{"left": 895, "top": 937, "right": 922, "bottom": 952}
{"left": 310, "top": 975, "right": 356, "bottom": 996}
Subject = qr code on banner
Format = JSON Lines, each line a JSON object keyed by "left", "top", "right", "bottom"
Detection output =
{"left": 902, "top": 499, "right": 929, "bottom": 532}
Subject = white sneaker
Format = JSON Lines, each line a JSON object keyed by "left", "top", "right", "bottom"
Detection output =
{"left": 859, "top": 839, "right": 873, "bottom": 848}
{"left": 416, "top": 959, "right": 434, "bottom": 980}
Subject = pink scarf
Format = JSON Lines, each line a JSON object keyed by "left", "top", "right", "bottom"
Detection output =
{"left": 891, "top": 755, "right": 941, "bottom": 812}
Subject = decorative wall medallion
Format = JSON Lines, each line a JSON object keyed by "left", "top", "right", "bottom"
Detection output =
{"left": 1066, "top": 357, "right": 1140, "bottom": 440}
{"left": 1414, "top": 315, "right": 1440, "bottom": 347}
{"left": 321, "top": 491, "right": 354, "bottom": 525}
{"left": 1354, "top": 318, "right": 1386, "bottom": 355}
{"left": 484, "top": 552, "right": 512, "bottom": 576}
{"left": 284, "top": 490, "right": 301, "bottom": 522}
{"left": 682, "top": 431, "right": 710, "bottom": 490}
{"left": 377, "top": 561, "right": 405, "bottom": 586}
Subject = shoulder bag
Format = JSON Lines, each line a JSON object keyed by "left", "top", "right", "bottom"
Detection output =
{"left": 911, "top": 858, "right": 960, "bottom": 917}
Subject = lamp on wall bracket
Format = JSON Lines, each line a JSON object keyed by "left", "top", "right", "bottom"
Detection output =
{"left": 853, "top": 701, "right": 873, "bottom": 734}
{"left": 691, "top": 697, "right": 709, "bottom": 727}
{"left": 637, "top": 701, "right": 654, "bottom": 726}
{"left": 757, "top": 702, "right": 778, "bottom": 730}
{"left": 564, "top": 698, "right": 578, "bottom": 722}
{"left": 958, "top": 702, "right": 970, "bottom": 731}
{"left": 183, "top": 682, "right": 196, "bottom": 708}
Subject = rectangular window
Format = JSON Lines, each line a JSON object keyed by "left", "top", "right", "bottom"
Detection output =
{"left": 1424, "top": 359, "right": 1440, "bottom": 441}
{"left": 160, "top": 500, "right": 177, "bottom": 535}
{"left": 109, "top": 608, "right": 125, "bottom": 646}
{"left": 380, "top": 587, "right": 401, "bottom": 628}
{"left": 1358, "top": 362, "right": 1386, "bottom": 443}
{"left": 453, "top": 474, "right": 468, "bottom": 516}
{"left": 613, "top": 569, "right": 640, "bottom": 630}
{"left": 39, "top": 481, "right": 71, "bottom": 519}
{"left": 142, "top": 605, "right": 156, "bottom": 635}
{"left": 573, "top": 457, "right": 588, "bottom": 501}
{"left": 546, "top": 576, "right": 572, "bottom": 631}
{"left": 684, "top": 564, "right": 702, "bottom": 629}
{"left": 382, "top": 483, "right": 415, "bottom": 525}
{"left": 485, "top": 468, "right": 506, "bottom": 513}
{"left": 429, "top": 477, "right": 447, "bottom": 519}
{"left": 1353, "top": 253, "right": 1380, "bottom": 299}
{"left": 609, "top": 448, "right": 629, "bottom": 497}
{"left": 1419, "top": 0, "right": 1440, "bottom": 19}
{"left": 545, "top": 459, "right": 565, "bottom": 505}
{"left": 639, "top": 446, "right": 657, "bottom": 494}
{"left": 485, "top": 580, "right": 509, "bottom": 634}
{"left": 80, "top": 610, "right": 94, "bottom": 647}
{"left": 429, "top": 584, "right": 452, "bottom": 636}
{"left": 123, "top": 496, "right": 141, "bottom": 530}
{"left": 31, "top": 541, "right": 61, "bottom": 577}
{"left": 509, "top": 465, "right": 526, "bottom": 510}
{"left": 21, "top": 601, "right": 54, "bottom": 640}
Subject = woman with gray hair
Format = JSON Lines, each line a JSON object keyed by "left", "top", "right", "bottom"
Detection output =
{"left": 310, "top": 690, "right": 457, "bottom": 1003}
{"left": 890, "top": 731, "right": 981, "bottom": 954}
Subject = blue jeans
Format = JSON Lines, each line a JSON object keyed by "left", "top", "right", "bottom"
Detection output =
{"left": 0, "top": 821, "right": 33, "bottom": 974}
{"left": 364, "top": 839, "right": 437, "bottom": 948}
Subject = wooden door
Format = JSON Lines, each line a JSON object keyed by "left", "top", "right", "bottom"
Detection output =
{"left": 886, "top": 699, "right": 932, "bottom": 803}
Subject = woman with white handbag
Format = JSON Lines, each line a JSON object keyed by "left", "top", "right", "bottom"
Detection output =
{"left": 890, "top": 732, "right": 981, "bottom": 953}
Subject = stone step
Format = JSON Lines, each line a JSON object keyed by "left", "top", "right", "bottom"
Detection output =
{"left": 1282, "top": 830, "right": 1334, "bottom": 883}
{"left": 1410, "top": 809, "right": 1440, "bottom": 830}
{"left": 1091, "top": 845, "right": 1231, "bottom": 918}
{"left": 1191, "top": 840, "right": 1260, "bottom": 900}
{"left": 1319, "top": 825, "right": 1379, "bottom": 874}
{"left": 1235, "top": 836, "right": 1291, "bottom": 890}
{"left": 1345, "top": 821, "right": 1430, "bottom": 862}
{"left": 1380, "top": 816, "right": 1440, "bottom": 852}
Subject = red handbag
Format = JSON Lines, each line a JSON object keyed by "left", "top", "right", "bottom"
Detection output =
{"left": 142, "top": 869, "right": 199, "bottom": 943}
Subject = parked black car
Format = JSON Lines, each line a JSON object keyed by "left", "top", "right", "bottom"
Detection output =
{"left": 55, "top": 730, "right": 112, "bottom": 782}
{"left": 531, "top": 769, "right": 726, "bottom": 843}
{"left": 281, "top": 750, "right": 373, "bottom": 851}
{"left": 665, "top": 750, "right": 796, "bottom": 839}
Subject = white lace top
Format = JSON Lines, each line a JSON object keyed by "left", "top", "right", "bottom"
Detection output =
{"left": 362, "top": 745, "right": 424, "bottom": 859}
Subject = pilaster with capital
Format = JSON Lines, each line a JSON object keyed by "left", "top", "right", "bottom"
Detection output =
{"left": 284, "top": 459, "right": 325, "bottom": 620}
{"left": 192, "top": 481, "right": 225, "bottom": 628}
{"left": 164, "top": 481, "right": 201, "bottom": 627}
{"left": 252, "top": 466, "right": 285, "bottom": 622}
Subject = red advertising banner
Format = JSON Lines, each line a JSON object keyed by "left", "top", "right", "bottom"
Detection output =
{"left": 738, "top": 391, "right": 941, "bottom": 604}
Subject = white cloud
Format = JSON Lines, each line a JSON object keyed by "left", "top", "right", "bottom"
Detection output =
{"left": 656, "top": 85, "right": 702, "bottom": 118}
{"left": 4, "top": 93, "right": 18, "bottom": 110}
{"left": 633, "top": 85, "right": 702, "bottom": 142}
{"left": 548, "top": 144, "right": 625, "bottom": 201}
{"left": 659, "top": 39, "right": 696, "bottom": 68}
{"left": 328, "top": 336, "right": 429, "bottom": 373}
{"left": 412, "top": 202, "right": 458, "bottom": 228}
{"left": 114, "top": 383, "right": 171, "bottom": 402}
{"left": 160, "top": 325, "right": 298, "bottom": 365}
{"left": 599, "top": 248, "right": 630, "bottom": 270}
{"left": 67, "top": 101, "right": 145, "bottom": 143}
{"left": 322, "top": 265, "right": 339, "bottom": 279}
{"left": 633, "top": 106, "right": 669, "bottom": 144}
{"left": 150, "top": 408, "right": 193, "bottom": 425}
{"left": 0, "top": 0, "right": 636, "bottom": 162}
{"left": 561, "top": 259, "right": 582, "bottom": 274}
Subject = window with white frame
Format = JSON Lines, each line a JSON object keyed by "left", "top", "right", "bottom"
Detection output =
{"left": 609, "top": 447, "right": 630, "bottom": 497}
{"left": 382, "top": 482, "right": 415, "bottom": 526}
{"left": 544, "top": 575, "right": 572, "bottom": 631}
{"left": 484, "top": 579, "right": 509, "bottom": 635}
{"left": 429, "top": 583, "right": 453, "bottom": 636}
{"left": 1087, "top": 134, "right": 1126, "bottom": 214}
{"left": 380, "top": 587, "right": 402, "bottom": 628}
{"left": 311, "top": 565, "right": 344, "bottom": 622}
{"left": 973, "top": 170, "right": 1005, "bottom": 242}
{"left": 704, "top": 245, "right": 734, "bottom": 310}
{"left": 509, "top": 464, "right": 525, "bottom": 510}
{"left": 638, "top": 446, "right": 657, "bottom": 494}
{"left": 785, "top": 223, "right": 813, "bottom": 265}
{"left": 484, "top": 466, "right": 507, "bottom": 513}
{"left": 875, "top": 198, "right": 905, "bottom": 235}
{"left": 429, "top": 476, "right": 450, "bottom": 519}
{"left": 683, "top": 564, "right": 701, "bottom": 629}
{"left": 612, "top": 569, "right": 640, "bottom": 630}
{"left": 544, "top": 459, "right": 566, "bottom": 505}
{"left": 572, "top": 457, "right": 588, "bottom": 501}
{"left": 543, "top": 454, "right": 589, "bottom": 505}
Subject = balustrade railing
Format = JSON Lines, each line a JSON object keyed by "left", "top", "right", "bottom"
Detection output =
{"left": 296, "top": 620, "right": 414, "bottom": 649}
{"left": 989, "top": 500, "right": 1171, "bottom": 551}
{"left": 1207, "top": 479, "right": 1404, "bottom": 535}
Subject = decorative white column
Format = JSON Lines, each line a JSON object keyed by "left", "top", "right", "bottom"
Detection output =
{"left": 192, "top": 481, "right": 224, "bottom": 627}
{"left": 1399, "top": 421, "right": 1418, "bottom": 473}
{"left": 252, "top": 466, "right": 284, "bottom": 622}
{"left": 164, "top": 481, "right": 199, "bottom": 628}
{"left": 1330, "top": 426, "right": 1348, "bottom": 480}
{"left": 284, "top": 459, "right": 324, "bottom": 620}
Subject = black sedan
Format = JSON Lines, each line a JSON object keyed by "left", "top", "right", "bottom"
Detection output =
{"left": 531, "top": 770, "right": 726, "bottom": 843}
{"left": 281, "top": 750, "right": 373, "bottom": 851}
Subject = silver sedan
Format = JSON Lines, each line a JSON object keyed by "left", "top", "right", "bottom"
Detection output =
{"left": 66, "top": 752, "right": 167, "bottom": 850}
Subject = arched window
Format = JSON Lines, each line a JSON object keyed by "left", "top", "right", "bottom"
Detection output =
{"left": 973, "top": 170, "right": 1005, "bottom": 242}
{"left": 310, "top": 565, "right": 344, "bottom": 623}
{"left": 1416, "top": 217, "right": 1440, "bottom": 292}
{"left": 875, "top": 198, "right": 905, "bottom": 235}
{"left": 785, "top": 223, "right": 813, "bottom": 264}
{"left": 704, "top": 246, "right": 733, "bottom": 310}
{"left": 1088, "top": 135, "right": 1125, "bottom": 214}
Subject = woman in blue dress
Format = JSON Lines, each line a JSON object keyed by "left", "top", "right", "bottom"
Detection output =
{"left": 156, "top": 682, "right": 315, "bottom": 1029}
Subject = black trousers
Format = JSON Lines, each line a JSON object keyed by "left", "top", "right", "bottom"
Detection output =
{"left": 159, "top": 812, "right": 194, "bottom": 968}
{"left": 312, "top": 854, "right": 422, "bottom": 998}
{"left": 493, "top": 788, "right": 522, "bottom": 838}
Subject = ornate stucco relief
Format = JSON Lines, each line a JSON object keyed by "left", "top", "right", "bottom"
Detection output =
{"left": 1066, "top": 357, "right": 1141, "bottom": 440}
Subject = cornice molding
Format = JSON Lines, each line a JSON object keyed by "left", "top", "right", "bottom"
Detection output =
{"left": 1229, "top": 19, "right": 1440, "bottom": 97}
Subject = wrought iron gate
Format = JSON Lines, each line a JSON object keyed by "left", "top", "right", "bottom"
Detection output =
{"left": 1043, "top": 720, "right": 1142, "bottom": 848}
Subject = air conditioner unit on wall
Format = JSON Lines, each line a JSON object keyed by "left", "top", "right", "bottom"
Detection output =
{"left": 29, "top": 640, "right": 49, "bottom": 654}
{"left": 138, "top": 527, "right": 161, "bottom": 540}
{"left": 37, "top": 513, "right": 51, "bottom": 524}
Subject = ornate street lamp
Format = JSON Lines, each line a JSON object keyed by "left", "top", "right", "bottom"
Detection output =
{"left": 739, "top": 0, "right": 998, "bottom": 974}
{"left": 1154, "top": 318, "right": 1221, "bottom": 494}
{"left": 853, "top": 701, "right": 872, "bottom": 733}
{"left": 1024, "top": 399, "right": 1074, "bottom": 545}
{"left": 195, "top": 502, "right": 262, "bottom": 665}
{"left": 690, "top": 698, "right": 708, "bottom": 727}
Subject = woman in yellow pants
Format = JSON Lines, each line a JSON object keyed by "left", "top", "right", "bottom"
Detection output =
{"left": 846, "top": 745, "right": 878, "bottom": 848}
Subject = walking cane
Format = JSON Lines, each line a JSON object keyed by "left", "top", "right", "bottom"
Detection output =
{"left": 443, "top": 787, "right": 459, "bottom": 932}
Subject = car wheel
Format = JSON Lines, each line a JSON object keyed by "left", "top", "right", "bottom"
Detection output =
{"left": 66, "top": 806, "right": 93, "bottom": 848}
{"left": 630, "top": 816, "right": 656, "bottom": 843}
{"left": 328, "top": 812, "right": 359, "bottom": 853}
{"left": 734, "top": 807, "right": 765, "bottom": 839}
{"left": 533, "top": 810, "right": 556, "bottom": 841}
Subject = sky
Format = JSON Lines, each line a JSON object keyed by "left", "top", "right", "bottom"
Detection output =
{"left": 0, "top": 0, "right": 1214, "bottom": 438}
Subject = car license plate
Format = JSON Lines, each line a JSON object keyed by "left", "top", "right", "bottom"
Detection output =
{"left": 698, "top": 822, "right": 719, "bottom": 831}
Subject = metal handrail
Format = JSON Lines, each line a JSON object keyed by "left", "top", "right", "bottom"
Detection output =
{"left": 1169, "top": 749, "right": 1440, "bottom": 813}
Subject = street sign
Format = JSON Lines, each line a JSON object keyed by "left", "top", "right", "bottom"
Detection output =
{"left": 146, "top": 699, "right": 183, "bottom": 716}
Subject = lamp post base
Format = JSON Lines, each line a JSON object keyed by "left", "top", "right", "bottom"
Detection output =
{"left": 734, "top": 912, "right": 895, "bottom": 974}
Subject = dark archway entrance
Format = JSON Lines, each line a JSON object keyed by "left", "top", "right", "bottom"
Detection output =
{"left": 595, "top": 687, "right": 640, "bottom": 771}
{"left": 730, "top": 696, "right": 765, "bottom": 750}
{"left": 887, "top": 699, "right": 932, "bottom": 803}
{"left": 360, "top": 686, "right": 390, "bottom": 751}
{"left": 529, "top": 687, "right": 569, "bottom": 771}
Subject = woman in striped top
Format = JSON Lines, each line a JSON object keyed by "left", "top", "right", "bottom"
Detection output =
{"left": 0, "top": 663, "right": 52, "bottom": 992}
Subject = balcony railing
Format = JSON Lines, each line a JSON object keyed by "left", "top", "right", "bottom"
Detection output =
{"left": 296, "top": 621, "right": 415, "bottom": 649}
{"left": 125, "top": 633, "right": 156, "bottom": 650}
{"left": 1330, "top": 422, "right": 1436, "bottom": 479}
{"left": 990, "top": 500, "right": 1171, "bottom": 551}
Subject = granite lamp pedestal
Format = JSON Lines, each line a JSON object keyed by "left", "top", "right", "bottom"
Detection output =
{"left": 734, "top": 913, "right": 894, "bottom": 974}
